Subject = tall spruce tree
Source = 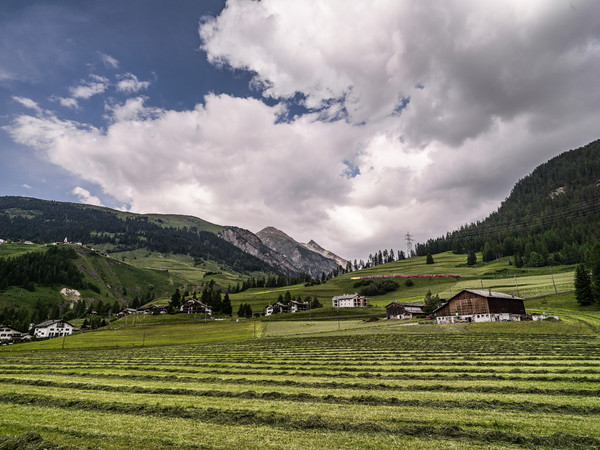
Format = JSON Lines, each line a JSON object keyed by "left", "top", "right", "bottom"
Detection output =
{"left": 574, "top": 264, "right": 594, "bottom": 306}
{"left": 590, "top": 243, "right": 600, "bottom": 302}
{"left": 467, "top": 250, "right": 477, "bottom": 266}
{"left": 222, "top": 293, "right": 232, "bottom": 316}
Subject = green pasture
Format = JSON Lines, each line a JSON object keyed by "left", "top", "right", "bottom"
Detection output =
{"left": 110, "top": 249, "right": 246, "bottom": 289}
{"left": 0, "top": 322, "right": 599, "bottom": 448}
{"left": 0, "top": 242, "right": 47, "bottom": 258}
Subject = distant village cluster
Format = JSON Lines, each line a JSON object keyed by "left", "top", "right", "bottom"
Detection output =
{"left": 0, "top": 288, "right": 559, "bottom": 345}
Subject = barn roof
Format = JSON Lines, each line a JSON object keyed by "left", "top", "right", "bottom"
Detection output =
{"left": 432, "top": 289, "right": 523, "bottom": 314}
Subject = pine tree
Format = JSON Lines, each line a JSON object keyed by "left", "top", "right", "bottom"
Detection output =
{"left": 467, "top": 251, "right": 477, "bottom": 266}
{"left": 222, "top": 293, "right": 232, "bottom": 316}
{"left": 574, "top": 264, "right": 594, "bottom": 306}
{"left": 590, "top": 243, "right": 600, "bottom": 302}
{"left": 426, "top": 253, "right": 434, "bottom": 264}
{"left": 482, "top": 242, "right": 495, "bottom": 262}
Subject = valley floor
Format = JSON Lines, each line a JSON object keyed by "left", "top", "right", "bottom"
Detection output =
{"left": 0, "top": 312, "right": 599, "bottom": 449}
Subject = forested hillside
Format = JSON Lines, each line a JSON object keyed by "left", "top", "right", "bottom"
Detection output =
{"left": 0, "top": 197, "right": 278, "bottom": 274}
{"left": 416, "top": 139, "right": 600, "bottom": 266}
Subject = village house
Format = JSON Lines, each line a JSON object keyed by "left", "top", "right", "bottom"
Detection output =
{"left": 116, "top": 307, "right": 138, "bottom": 318}
{"left": 331, "top": 293, "right": 370, "bottom": 308}
{"left": 289, "top": 300, "right": 311, "bottom": 313}
{"left": 434, "top": 289, "right": 526, "bottom": 324}
{"left": 180, "top": 299, "right": 212, "bottom": 315}
{"left": 33, "top": 320, "right": 77, "bottom": 339}
{"left": 137, "top": 304, "right": 169, "bottom": 315}
{"left": 0, "top": 325, "right": 29, "bottom": 342}
{"left": 385, "top": 302, "right": 425, "bottom": 320}
{"left": 265, "top": 302, "right": 290, "bottom": 316}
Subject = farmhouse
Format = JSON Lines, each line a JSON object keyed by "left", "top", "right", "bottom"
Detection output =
{"left": 137, "top": 304, "right": 169, "bottom": 315}
{"left": 0, "top": 325, "right": 28, "bottom": 342}
{"left": 385, "top": 302, "right": 424, "bottom": 320}
{"left": 33, "top": 320, "right": 77, "bottom": 339}
{"left": 265, "top": 302, "right": 290, "bottom": 316}
{"left": 332, "top": 293, "right": 370, "bottom": 308}
{"left": 290, "top": 300, "right": 310, "bottom": 313}
{"left": 180, "top": 299, "right": 212, "bottom": 315}
{"left": 434, "top": 289, "right": 525, "bottom": 324}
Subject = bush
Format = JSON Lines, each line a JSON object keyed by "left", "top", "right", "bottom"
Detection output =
{"left": 360, "top": 280, "right": 398, "bottom": 296}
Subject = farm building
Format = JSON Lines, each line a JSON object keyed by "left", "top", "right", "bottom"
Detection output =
{"left": 290, "top": 300, "right": 310, "bottom": 313}
{"left": 180, "top": 299, "right": 212, "bottom": 315}
{"left": 332, "top": 293, "right": 370, "bottom": 308}
{"left": 265, "top": 302, "right": 290, "bottom": 316}
{"left": 33, "top": 320, "right": 77, "bottom": 339}
{"left": 265, "top": 300, "right": 310, "bottom": 316}
{"left": 434, "top": 289, "right": 525, "bottom": 324}
{"left": 0, "top": 325, "right": 28, "bottom": 342}
{"left": 137, "top": 304, "right": 169, "bottom": 314}
{"left": 385, "top": 302, "right": 424, "bottom": 320}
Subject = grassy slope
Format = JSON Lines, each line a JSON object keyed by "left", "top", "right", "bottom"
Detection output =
{"left": 0, "top": 243, "right": 177, "bottom": 311}
{"left": 230, "top": 251, "right": 577, "bottom": 314}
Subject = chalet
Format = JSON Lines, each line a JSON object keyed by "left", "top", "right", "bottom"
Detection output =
{"left": 332, "top": 293, "right": 369, "bottom": 308}
{"left": 290, "top": 300, "right": 311, "bottom": 313}
{"left": 265, "top": 302, "right": 291, "bottom": 316}
{"left": 0, "top": 325, "right": 27, "bottom": 342}
{"left": 434, "top": 289, "right": 525, "bottom": 324}
{"left": 116, "top": 307, "right": 138, "bottom": 318}
{"left": 137, "top": 304, "right": 169, "bottom": 315}
{"left": 33, "top": 320, "right": 77, "bottom": 339}
{"left": 385, "top": 302, "right": 424, "bottom": 320}
{"left": 180, "top": 299, "right": 212, "bottom": 315}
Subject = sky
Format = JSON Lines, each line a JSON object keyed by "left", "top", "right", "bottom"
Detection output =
{"left": 1, "top": 0, "right": 600, "bottom": 261}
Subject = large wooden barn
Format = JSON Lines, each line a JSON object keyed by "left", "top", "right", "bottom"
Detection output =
{"left": 434, "top": 289, "right": 525, "bottom": 324}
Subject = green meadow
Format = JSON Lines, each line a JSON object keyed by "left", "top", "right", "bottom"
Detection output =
{"left": 2, "top": 248, "right": 600, "bottom": 448}
{"left": 0, "top": 304, "right": 599, "bottom": 448}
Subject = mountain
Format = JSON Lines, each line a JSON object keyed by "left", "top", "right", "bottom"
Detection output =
{"left": 256, "top": 227, "right": 342, "bottom": 277}
{"left": 0, "top": 196, "right": 347, "bottom": 279}
{"left": 415, "top": 139, "right": 600, "bottom": 266}
{"left": 302, "top": 239, "right": 348, "bottom": 268}
{"left": 217, "top": 227, "right": 299, "bottom": 275}
{"left": 0, "top": 196, "right": 276, "bottom": 275}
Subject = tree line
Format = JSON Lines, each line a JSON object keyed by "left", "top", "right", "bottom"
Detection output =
{"left": 414, "top": 140, "right": 600, "bottom": 267}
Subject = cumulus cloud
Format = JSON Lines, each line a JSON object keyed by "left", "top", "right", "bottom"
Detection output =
{"left": 72, "top": 186, "right": 103, "bottom": 206}
{"left": 50, "top": 96, "right": 79, "bottom": 109}
{"left": 69, "top": 75, "right": 109, "bottom": 99}
{"left": 116, "top": 73, "right": 151, "bottom": 93}
{"left": 6, "top": 1, "right": 600, "bottom": 259}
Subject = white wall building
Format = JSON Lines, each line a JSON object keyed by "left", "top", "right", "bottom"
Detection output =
{"left": 33, "top": 320, "right": 77, "bottom": 339}
{"left": 332, "top": 293, "right": 369, "bottom": 308}
{"left": 0, "top": 325, "right": 26, "bottom": 341}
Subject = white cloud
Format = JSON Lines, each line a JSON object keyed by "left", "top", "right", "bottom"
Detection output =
{"left": 69, "top": 76, "right": 109, "bottom": 99}
{"left": 116, "top": 73, "right": 150, "bottom": 93}
{"left": 6, "top": 1, "right": 600, "bottom": 260}
{"left": 22, "top": 184, "right": 32, "bottom": 189}
{"left": 12, "top": 96, "right": 44, "bottom": 115}
{"left": 100, "top": 52, "right": 119, "bottom": 69}
{"left": 50, "top": 96, "right": 79, "bottom": 109}
{"left": 72, "top": 186, "right": 103, "bottom": 206}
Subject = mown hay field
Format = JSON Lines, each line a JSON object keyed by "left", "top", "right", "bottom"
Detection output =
{"left": 0, "top": 319, "right": 599, "bottom": 449}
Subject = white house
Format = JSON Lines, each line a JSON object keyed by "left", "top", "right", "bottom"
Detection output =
{"left": 33, "top": 320, "right": 77, "bottom": 339}
{"left": 0, "top": 325, "right": 27, "bottom": 341}
{"left": 332, "top": 293, "right": 370, "bottom": 308}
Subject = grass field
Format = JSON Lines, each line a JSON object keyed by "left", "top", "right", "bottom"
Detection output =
{"left": 2, "top": 245, "right": 600, "bottom": 448}
{"left": 0, "top": 314, "right": 599, "bottom": 448}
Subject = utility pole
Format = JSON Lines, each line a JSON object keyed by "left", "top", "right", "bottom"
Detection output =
{"left": 514, "top": 275, "right": 520, "bottom": 297}
{"left": 405, "top": 232, "right": 413, "bottom": 257}
{"left": 549, "top": 265, "right": 557, "bottom": 294}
